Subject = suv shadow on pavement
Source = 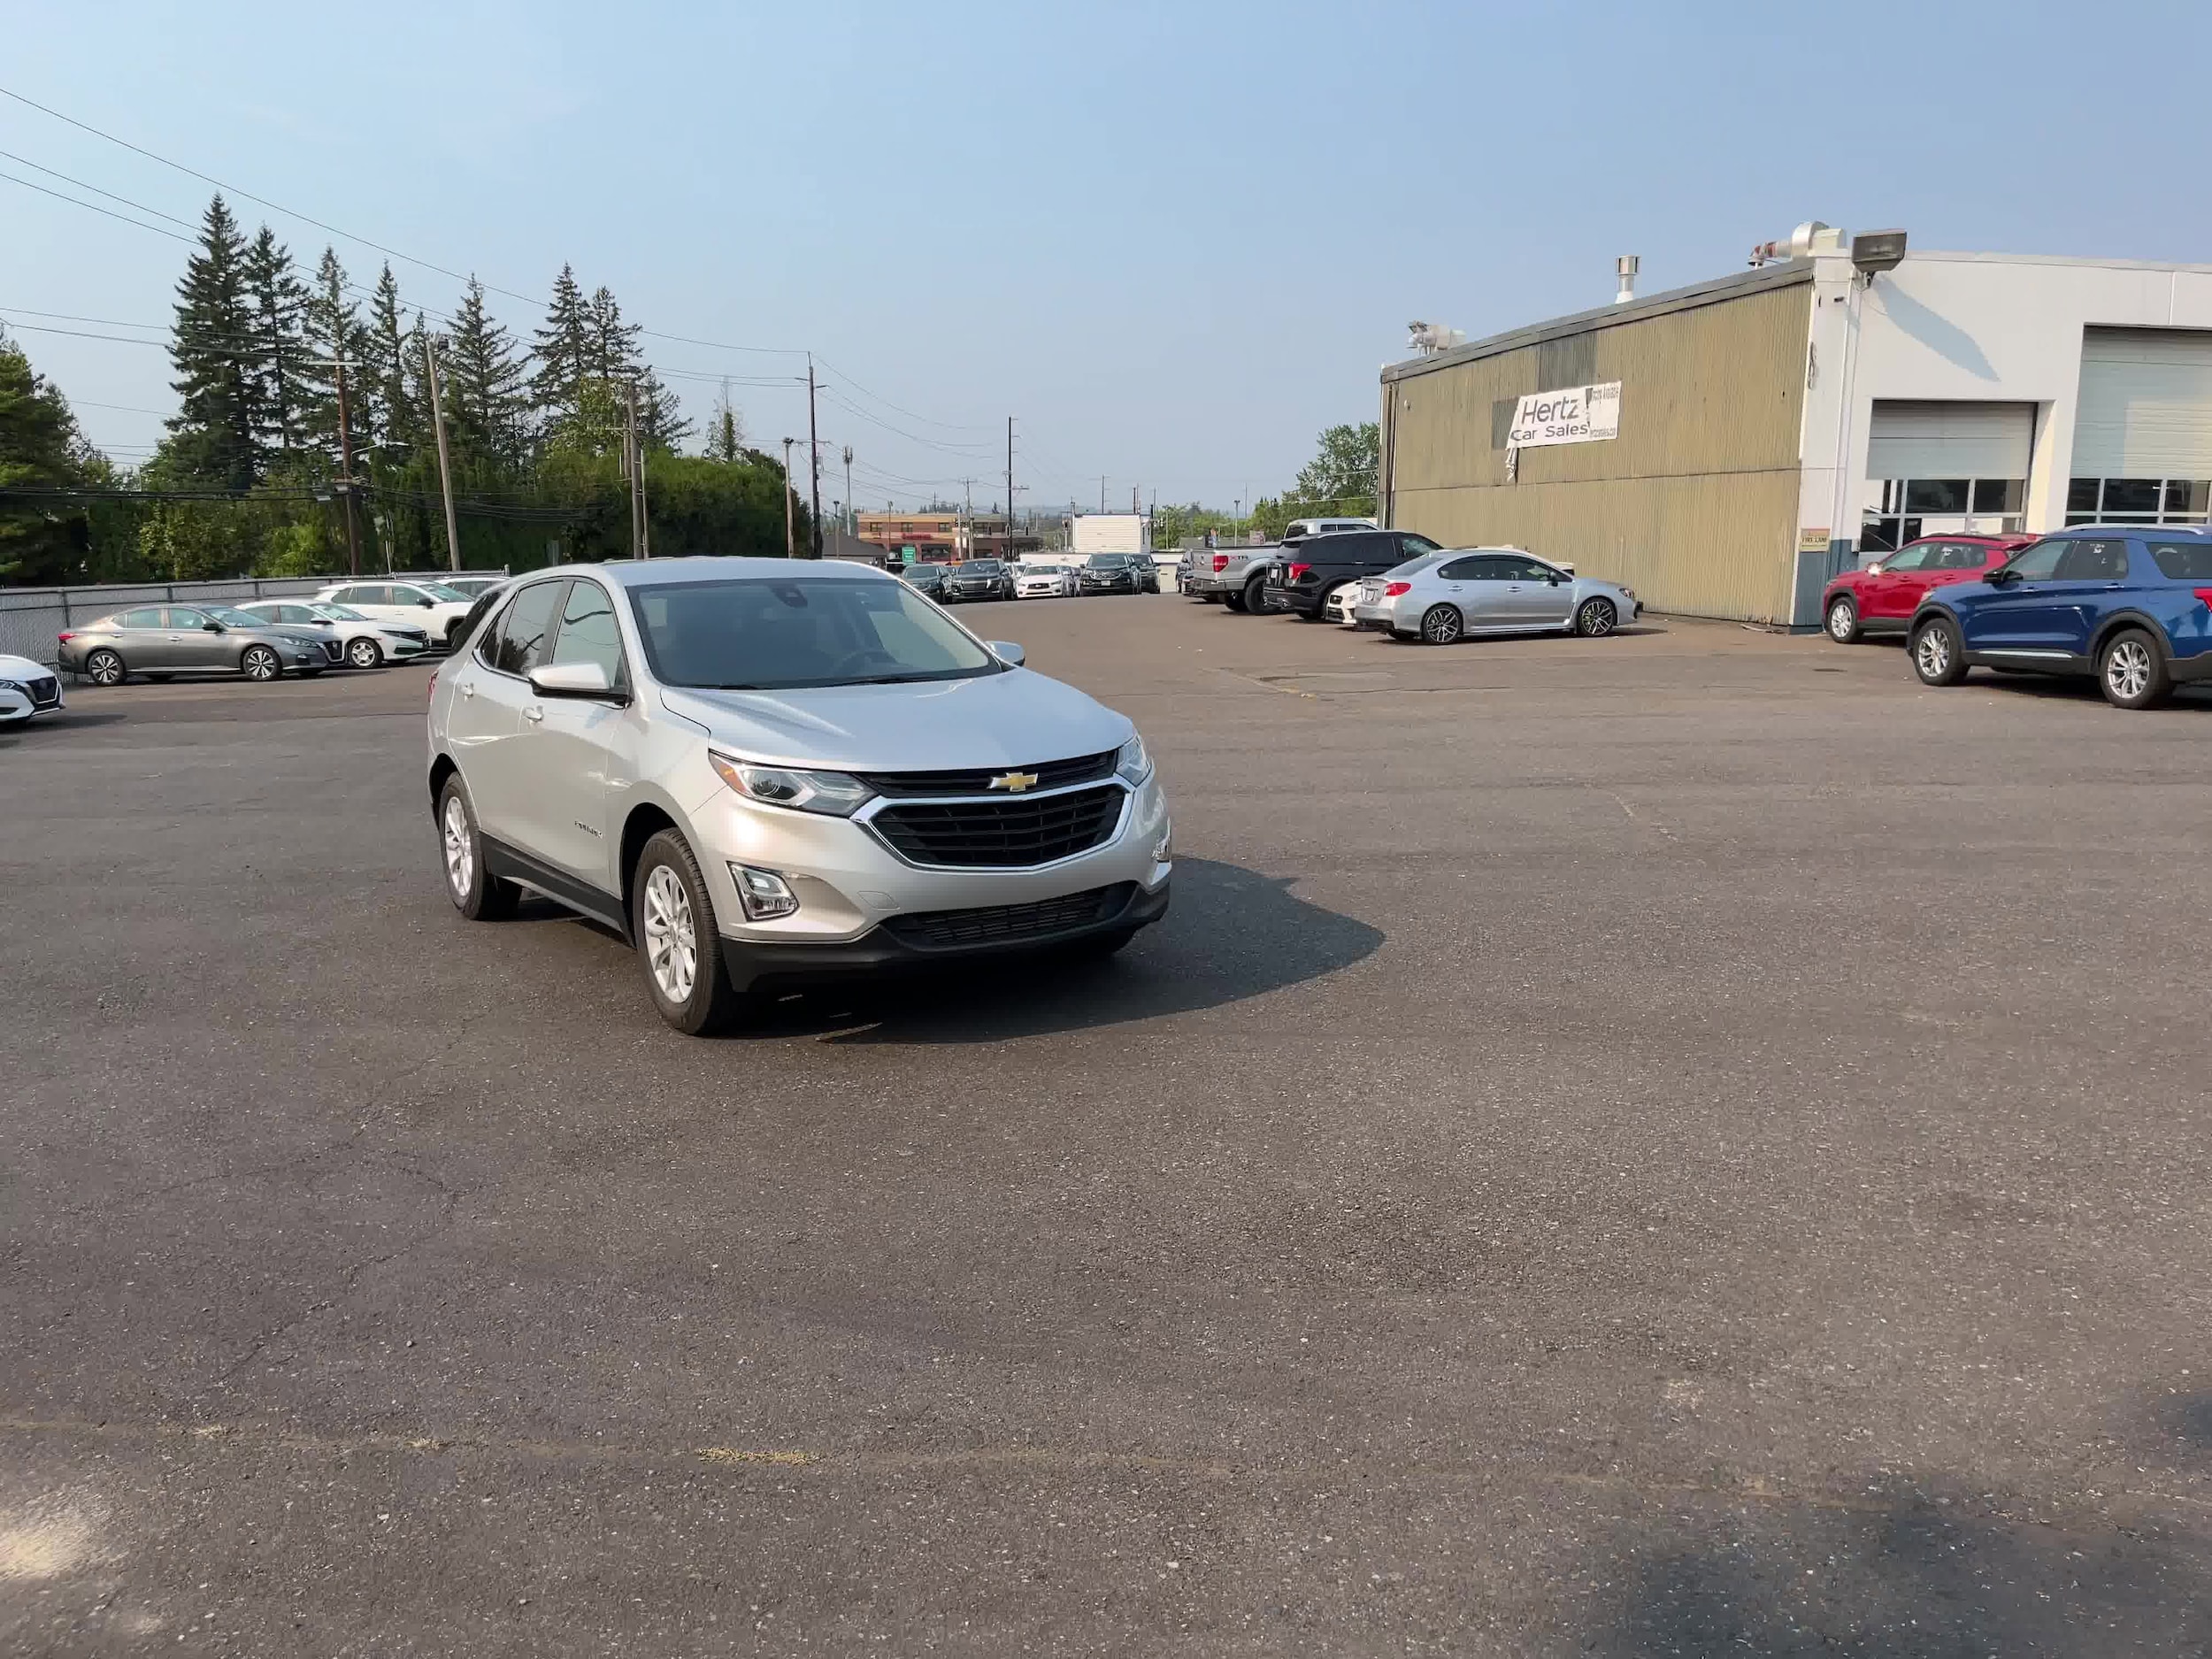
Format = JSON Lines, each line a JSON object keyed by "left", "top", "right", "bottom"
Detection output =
{"left": 752, "top": 856, "right": 1384, "bottom": 1044}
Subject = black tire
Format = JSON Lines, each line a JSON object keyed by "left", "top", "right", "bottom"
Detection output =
{"left": 347, "top": 636, "right": 383, "bottom": 669}
{"left": 1824, "top": 594, "right": 1861, "bottom": 645}
{"left": 444, "top": 618, "right": 468, "bottom": 649}
{"left": 437, "top": 775, "right": 519, "bottom": 921}
{"left": 1573, "top": 597, "right": 1617, "bottom": 638}
{"left": 241, "top": 645, "right": 282, "bottom": 682}
{"left": 1222, "top": 587, "right": 1247, "bottom": 613}
{"left": 2097, "top": 627, "right": 2171, "bottom": 710}
{"left": 1419, "top": 603, "right": 1463, "bottom": 645}
{"left": 1242, "top": 575, "right": 1266, "bottom": 615}
{"left": 85, "top": 649, "right": 126, "bottom": 687}
{"left": 1909, "top": 614, "right": 1968, "bottom": 686}
{"left": 1302, "top": 581, "right": 1349, "bottom": 622}
{"left": 630, "top": 828, "right": 750, "bottom": 1036}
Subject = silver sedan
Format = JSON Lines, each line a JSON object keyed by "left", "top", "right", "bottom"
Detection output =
{"left": 1352, "top": 548, "right": 1639, "bottom": 644}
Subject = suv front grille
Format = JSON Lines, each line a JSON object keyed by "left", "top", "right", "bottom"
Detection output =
{"left": 882, "top": 883, "right": 1132, "bottom": 949}
{"left": 856, "top": 749, "right": 1118, "bottom": 798}
{"left": 868, "top": 784, "right": 1124, "bottom": 867}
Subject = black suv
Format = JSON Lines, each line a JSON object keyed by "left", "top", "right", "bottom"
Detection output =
{"left": 1262, "top": 530, "right": 1443, "bottom": 620}
{"left": 943, "top": 558, "right": 1014, "bottom": 603}
{"left": 1078, "top": 553, "right": 1153, "bottom": 595}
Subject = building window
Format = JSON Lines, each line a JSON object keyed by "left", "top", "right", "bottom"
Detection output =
{"left": 1863, "top": 475, "right": 2026, "bottom": 550}
{"left": 2063, "top": 477, "right": 2212, "bottom": 526}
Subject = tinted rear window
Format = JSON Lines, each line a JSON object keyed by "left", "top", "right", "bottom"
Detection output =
{"left": 2148, "top": 540, "right": 2212, "bottom": 580}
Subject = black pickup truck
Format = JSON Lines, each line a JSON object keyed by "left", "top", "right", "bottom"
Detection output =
{"left": 1261, "top": 529, "right": 1443, "bottom": 620}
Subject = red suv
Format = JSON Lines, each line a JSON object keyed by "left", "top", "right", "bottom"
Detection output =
{"left": 1822, "top": 534, "right": 2032, "bottom": 644}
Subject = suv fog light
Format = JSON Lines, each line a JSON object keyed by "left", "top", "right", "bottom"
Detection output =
{"left": 730, "top": 864, "right": 800, "bottom": 921}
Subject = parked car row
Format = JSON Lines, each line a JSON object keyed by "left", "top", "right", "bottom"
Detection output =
{"left": 898, "top": 555, "right": 1161, "bottom": 602}
{"left": 48, "top": 576, "right": 511, "bottom": 692}
{"left": 1825, "top": 525, "right": 2212, "bottom": 710}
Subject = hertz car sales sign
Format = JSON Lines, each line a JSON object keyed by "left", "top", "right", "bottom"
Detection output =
{"left": 1507, "top": 381, "right": 1622, "bottom": 449}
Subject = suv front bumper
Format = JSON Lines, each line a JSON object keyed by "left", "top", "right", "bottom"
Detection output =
{"left": 692, "top": 772, "right": 1173, "bottom": 987}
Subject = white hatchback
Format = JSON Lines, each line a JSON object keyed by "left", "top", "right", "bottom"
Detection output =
{"left": 315, "top": 579, "right": 477, "bottom": 650}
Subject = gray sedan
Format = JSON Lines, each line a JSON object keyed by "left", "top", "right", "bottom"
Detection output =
{"left": 1352, "top": 548, "right": 1639, "bottom": 644}
{"left": 55, "top": 603, "right": 339, "bottom": 685}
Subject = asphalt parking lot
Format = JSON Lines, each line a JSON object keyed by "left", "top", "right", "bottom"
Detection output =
{"left": 4, "top": 595, "right": 2210, "bottom": 1655}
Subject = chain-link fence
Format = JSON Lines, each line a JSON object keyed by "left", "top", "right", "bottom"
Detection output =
{"left": 0, "top": 572, "right": 510, "bottom": 671}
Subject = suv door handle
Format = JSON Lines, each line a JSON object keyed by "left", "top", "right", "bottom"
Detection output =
{"left": 523, "top": 704, "right": 543, "bottom": 724}
{"left": 459, "top": 680, "right": 476, "bottom": 699}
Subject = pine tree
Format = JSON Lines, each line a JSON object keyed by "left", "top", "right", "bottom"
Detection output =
{"left": 166, "top": 195, "right": 256, "bottom": 489}
{"left": 703, "top": 381, "right": 745, "bottom": 462}
{"left": 0, "top": 332, "right": 93, "bottom": 581}
{"left": 637, "top": 369, "right": 690, "bottom": 453}
{"left": 357, "top": 265, "right": 418, "bottom": 463}
{"left": 300, "top": 247, "right": 369, "bottom": 472}
{"left": 442, "top": 277, "right": 530, "bottom": 466}
{"left": 242, "top": 226, "right": 311, "bottom": 469}
{"left": 530, "top": 263, "right": 590, "bottom": 425}
{"left": 584, "top": 286, "right": 642, "bottom": 384}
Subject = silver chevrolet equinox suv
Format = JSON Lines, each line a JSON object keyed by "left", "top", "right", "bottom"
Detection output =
{"left": 426, "top": 557, "right": 1171, "bottom": 1033}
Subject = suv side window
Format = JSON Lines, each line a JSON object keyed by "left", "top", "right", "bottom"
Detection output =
{"left": 1397, "top": 534, "right": 1440, "bottom": 558}
{"left": 2053, "top": 539, "right": 2129, "bottom": 580}
{"left": 2148, "top": 540, "right": 2212, "bottom": 580}
{"left": 2000, "top": 539, "right": 2067, "bottom": 581}
{"left": 488, "top": 580, "right": 566, "bottom": 677}
{"left": 1881, "top": 545, "right": 1936, "bottom": 572}
{"left": 548, "top": 581, "right": 626, "bottom": 685}
{"left": 350, "top": 585, "right": 390, "bottom": 606}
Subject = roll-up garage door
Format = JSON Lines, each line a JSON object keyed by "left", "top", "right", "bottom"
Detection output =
{"left": 2071, "top": 328, "right": 2212, "bottom": 476}
{"left": 1866, "top": 401, "right": 2036, "bottom": 479}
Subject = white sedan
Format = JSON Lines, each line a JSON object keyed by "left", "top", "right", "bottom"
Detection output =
{"left": 1015, "top": 565, "right": 1079, "bottom": 598}
{"left": 313, "top": 578, "right": 478, "bottom": 649}
{"left": 237, "top": 600, "right": 429, "bottom": 669}
{"left": 0, "top": 651, "right": 65, "bottom": 726}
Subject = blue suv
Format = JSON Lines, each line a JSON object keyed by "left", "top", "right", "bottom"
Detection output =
{"left": 1908, "top": 526, "right": 2212, "bottom": 709}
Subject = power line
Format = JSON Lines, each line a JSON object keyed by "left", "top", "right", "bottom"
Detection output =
{"left": 0, "top": 146, "right": 201, "bottom": 230}
{"left": 0, "top": 169, "right": 195, "bottom": 243}
{"left": 811, "top": 357, "right": 997, "bottom": 432}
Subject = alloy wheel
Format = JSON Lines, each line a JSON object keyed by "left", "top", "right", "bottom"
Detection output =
{"left": 1827, "top": 598, "right": 1855, "bottom": 641}
{"left": 349, "top": 638, "right": 380, "bottom": 668}
{"left": 1578, "top": 599, "right": 1616, "bottom": 637}
{"left": 642, "top": 864, "right": 698, "bottom": 1003}
{"left": 2106, "top": 638, "right": 2153, "bottom": 702}
{"left": 243, "top": 647, "right": 279, "bottom": 681}
{"left": 87, "top": 651, "right": 122, "bottom": 686}
{"left": 1420, "top": 604, "right": 1463, "bottom": 645}
{"left": 1915, "top": 626, "right": 1951, "bottom": 679}
{"left": 442, "top": 795, "right": 473, "bottom": 898}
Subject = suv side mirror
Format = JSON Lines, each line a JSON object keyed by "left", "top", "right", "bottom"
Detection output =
{"left": 419, "top": 596, "right": 435, "bottom": 608}
{"left": 988, "top": 641, "right": 1025, "bottom": 667}
{"left": 527, "top": 661, "right": 625, "bottom": 702}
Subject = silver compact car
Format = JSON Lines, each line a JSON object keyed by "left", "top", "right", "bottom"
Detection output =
{"left": 426, "top": 558, "right": 1171, "bottom": 1034}
{"left": 1352, "top": 548, "right": 1639, "bottom": 644}
{"left": 55, "top": 603, "right": 338, "bottom": 683}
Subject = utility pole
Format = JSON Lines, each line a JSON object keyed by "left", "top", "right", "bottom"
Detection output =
{"left": 842, "top": 446, "right": 854, "bottom": 535}
{"left": 1100, "top": 475, "right": 1106, "bottom": 514}
{"left": 422, "top": 334, "right": 461, "bottom": 573}
{"left": 805, "top": 355, "right": 823, "bottom": 559}
{"left": 624, "top": 382, "right": 649, "bottom": 558}
{"left": 780, "top": 438, "right": 796, "bottom": 558}
{"left": 1005, "top": 417, "right": 1014, "bottom": 555}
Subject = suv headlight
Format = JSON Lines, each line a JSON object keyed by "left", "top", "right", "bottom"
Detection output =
{"left": 1115, "top": 733, "right": 1152, "bottom": 786}
{"left": 710, "top": 753, "right": 876, "bottom": 818}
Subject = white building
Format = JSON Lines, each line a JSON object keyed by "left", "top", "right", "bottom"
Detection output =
{"left": 1379, "top": 228, "right": 2212, "bottom": 625}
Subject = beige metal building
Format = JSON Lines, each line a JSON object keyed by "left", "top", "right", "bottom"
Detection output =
{"left": 1380, "top": 233, "right": 2212, "bottom": 625}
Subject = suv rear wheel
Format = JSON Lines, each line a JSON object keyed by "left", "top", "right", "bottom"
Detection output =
{"left": 439, "top": 776, "right": 518, "bottom": 920}
{"left": 2098, "top": 627, "right": 2170, "bottom": 710}
{"left": 632, "top": 828, "right": 750, "bottom": 1035}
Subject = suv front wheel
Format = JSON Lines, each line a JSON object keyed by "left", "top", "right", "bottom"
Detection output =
{"left": 632, "top": 829, "right": 750, "bottom": 1035}
{"left": 438, "top": 775, "right": 518, "bottom": 920}
{"left": 1910, "top": 615, "right": 1967, "bottom": 686}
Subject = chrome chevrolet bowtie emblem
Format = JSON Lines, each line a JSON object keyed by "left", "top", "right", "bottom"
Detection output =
{"left": 988, "top": 771, "right": 1040, "bottom": 793}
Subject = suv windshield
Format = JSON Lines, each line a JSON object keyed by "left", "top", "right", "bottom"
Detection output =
{"left": 1084, "top": 555, "right": 1124, "bottom": 568}
{"left": 628, "top": 576, "right": 1002, "bottom": 690}
{"left": 956, "top": 560, "right": 1003, "bottom": 574}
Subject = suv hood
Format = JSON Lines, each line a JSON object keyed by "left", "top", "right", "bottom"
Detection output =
{"left": 657, "top": 669, "right": 1130, "bottom": 772}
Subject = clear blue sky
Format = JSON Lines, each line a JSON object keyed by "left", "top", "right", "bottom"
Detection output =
{"left": 5, "top": 0, "right": 2210, "bottom": 515}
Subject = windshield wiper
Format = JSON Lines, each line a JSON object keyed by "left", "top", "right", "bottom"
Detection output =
{"left": 702, "top": 682, "right": 767, "bottom": 690}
